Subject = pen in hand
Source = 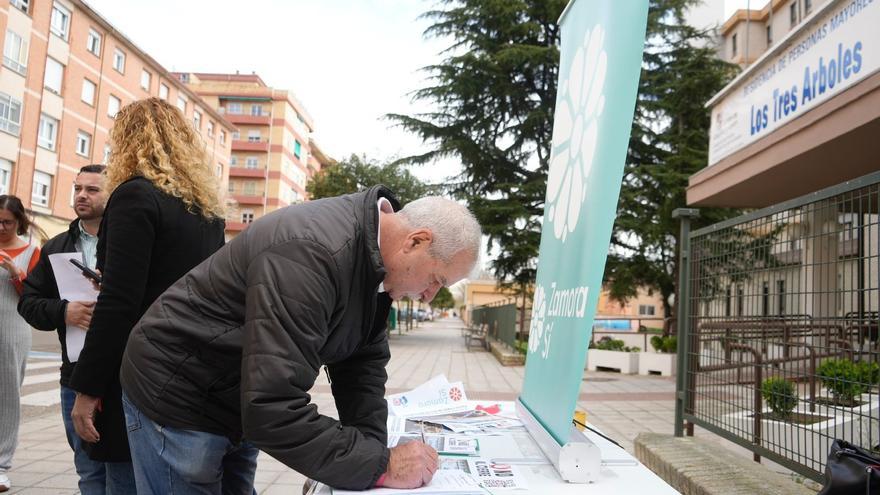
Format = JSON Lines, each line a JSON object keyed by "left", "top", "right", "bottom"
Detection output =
{"left": 420, "top": 422, "right": 426, "bottom": 444}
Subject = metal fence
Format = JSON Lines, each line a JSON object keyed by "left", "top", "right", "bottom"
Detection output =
{"left": 675, "top": 171, "right": 880, "bottom": 482}
{"left": 471, "top": 301, "right": 519, "bottom": 349}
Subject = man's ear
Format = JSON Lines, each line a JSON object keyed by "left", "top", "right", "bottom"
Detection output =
{"left": 403, "top": 229, "right": 433, "bottom": 253}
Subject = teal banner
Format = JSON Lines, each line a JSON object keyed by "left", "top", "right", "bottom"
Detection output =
{"left": 520, "top": 0, "right": 648, "bottom": 444}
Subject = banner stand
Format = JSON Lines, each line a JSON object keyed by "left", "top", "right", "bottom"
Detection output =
{"left": 516, "top": 399, "right": 600, "bottom": 483}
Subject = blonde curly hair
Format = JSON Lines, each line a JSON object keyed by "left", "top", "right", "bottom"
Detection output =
{"left": 105, "top": 97, "right": 225, "bottom": 219}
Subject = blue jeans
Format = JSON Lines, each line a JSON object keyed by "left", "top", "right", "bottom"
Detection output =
{"left": 61, "top": 385, "right": 137, "bottom": 495}
{"left": 122, "top": 391, "right": 259, "bottom": 495}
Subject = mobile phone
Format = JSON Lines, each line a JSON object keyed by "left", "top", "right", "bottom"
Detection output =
{"left": 69, "top": 258, "right": 102, "bottom": 284}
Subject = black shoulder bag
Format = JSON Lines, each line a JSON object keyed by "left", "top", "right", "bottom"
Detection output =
{"left": 818, "top": 439, "right": 880, "bottom": 495}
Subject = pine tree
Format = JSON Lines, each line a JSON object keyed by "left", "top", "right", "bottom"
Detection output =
{"left": 604, "top": 0, "right": 740, "bottom": 317}
{"left": 306, "top": 154, "right": 433, "bottom": 205}
{"left": 387, "top": 0, "right": 568, "bottom": 291}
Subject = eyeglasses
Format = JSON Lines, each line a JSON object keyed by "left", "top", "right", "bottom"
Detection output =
{"left": 0, "top": 219, "right": 18, "bottom": 228}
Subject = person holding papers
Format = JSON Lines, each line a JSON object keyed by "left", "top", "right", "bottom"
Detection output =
{"left": 0, "top": 195, "right": 42, "bottom": 492}
{"left": 118, "top": 188, "right": 481, "bottom": 493}
{"left": 16, "top": 165, "right": 122, "bottom": 495}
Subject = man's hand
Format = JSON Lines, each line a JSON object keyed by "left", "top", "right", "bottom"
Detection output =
{"left": 381, "top": 441, "right": 439, "bottom": 489}
{"left": 65, "top": 301, "right": 95, "bottom": 328}
{"left": 71, "top": 392, "right": 102, "bottom": 443}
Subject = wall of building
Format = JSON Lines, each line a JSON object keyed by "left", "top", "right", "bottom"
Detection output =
{"left": 0, "top": 0, "right": 232, "bottom": 239}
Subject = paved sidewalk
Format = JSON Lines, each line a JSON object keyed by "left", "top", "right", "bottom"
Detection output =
{"left": 8, "top": 317, "right": 810, "bottom": 493}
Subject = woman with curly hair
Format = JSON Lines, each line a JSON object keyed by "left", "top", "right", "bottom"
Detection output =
{"left": 69, "top": 97, "right": 226, "bottom": 487}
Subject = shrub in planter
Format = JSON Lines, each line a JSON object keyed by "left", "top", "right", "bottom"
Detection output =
{"left": 857, "top": 360, "right": 880, "bottom": 386}
{"left": 593, "top": 337, "right": 626, "bottom": 351}
{"left": 650, "top": 335, "right": 677, "bottom": 353}
{"left": 817, "top": 359, "right": 868, "bottom": 405}
{"left": 761, "top": 377, "right": 798, "bottom": 420}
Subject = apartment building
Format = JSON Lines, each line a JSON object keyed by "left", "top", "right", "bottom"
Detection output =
{"left": 0, "top": 0, "right": 234, "bottom": 239}
{"left": 173, "top": 72, "right": 326, "bottom": 236}
{"left": 687, "top": 0, "right": 878, "bottom": 320}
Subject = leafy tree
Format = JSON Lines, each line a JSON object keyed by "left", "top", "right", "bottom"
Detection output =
{"left": 431, "top": 287, "right": 456, "bottom": 310}
{"left": 387, "top": 0, "right": 567, "bottom": 292}
{"left": 306, "top": 154, "right": 433, "bottom": 205}
{"left": 603, "top": 0, "right": 740, "bottom": 317}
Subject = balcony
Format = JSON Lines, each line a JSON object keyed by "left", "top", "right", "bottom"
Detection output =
{"left": 225, "top": 221, "right": 248, "bottom": 232}
{"left": 229, "top": 167, "right": 266, "bottom": 178}
{"left": 232, "top": 140, "right": 269, "bottom": 152}
{"left": 232, "top": 194, "right": 265, "bottom": 206}
{"left": 224, "top": 114, "right": 271, "bottom": 126}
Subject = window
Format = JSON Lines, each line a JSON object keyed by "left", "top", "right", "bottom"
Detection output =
{"left": 38, "top": 114, "right": 59, "bottom": 151}
{"left": 108, "top": 95, "right": 121, "bottom": 117}
{"left": 50, "top": 3, "right": 71, "bottom": 40}
{"left": 230, "top": 156, "right": 238, "bottom": 166}
{"left": 245, "top": 156, "right": 258, "bottom": 169}
{"left": 247, "top": 131, "right": 260, "bottom": 142}
{"left": 9, "top": 0, "right": 28, "bottom": 14}
{"left": 215, "top": 163, "right": 222, "bottom": 178}
{"left": 638, "top": 305, "right": 655, "bottom": 316}
{"left": 81, "top": 78, "right": 96, "bottom": 105}
{"left": 159, "top": 83, "right": 169, "bottom": 100}
{"left": 294, "top": 140, "right": 302, "bottom": 158}
{"left": 103, "top": 144, "right": 111, "bottom": 164}
{"left": 766, "top": 26, "right": 772, "bottom": 44}
{"left": 219, "top": 130, "right": 226, "bottom": 144}
{"left": 227, "top": 102, "right": 242, "bottom": 114}
{"left": 790, "top": 3, "right": 798, "bottom": 27}
{"left": 193, "top": 110, "right": 201, "bottom": 130}
{"left": 227, "top": 181, "right": 234, "bottom": 193}
{"left": 87, "top": 29, "right": 102, "bottom": 56}
{"left": 44, "top": 57, "right": 64, "bottom": 94}
{"left": 177, "top": 96, "right": 187, "bottom": 113}
{"left": 804, "top": 0, "right": 812, "bottom": 15}
{"left": 113, "top": 48, "right": 126, "bottom": 73}
{"left": 0, "top": 159, "right": 11, "bottom": 195}
{"left": 731, "top": 33, "right": 737, "bottom": 57}
{"left": 140, "top": 70, "right": 151, "bottom": 91}
{"left": 736, "top": 285, "right": 744, "bottom": 316}
{"left": 32, "top": 171, "right": 52, "bottom": 207}
{"left": 250, "top": 104, "right": 262, "bottom": 116}
{"left": 232, "top": 130, "right": 240, "bottom": 140}
{"left": 76, "top": 130, "right": 91, "bottom": 157}
{"left": 776, "top": 280, "right": 786, "bottom": 315}
{"left": 178, "top": 73, "right": 190, "bottom": 83}
{"left": 4, "top": 30, "right": 29, "bottom": 75}
{"left": 761, "top": 282, "right": 769, "bottom": 317}
{"left": 241, "top": 211, "right": 254, "bottom": 224}
{"left": 243, "top": 181, "right": 256, "bottom": 195}
{"left": 0, "top": 93, "right": 22, "bottom": 135}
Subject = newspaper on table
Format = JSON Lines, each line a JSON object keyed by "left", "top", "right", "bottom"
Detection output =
{"left": 441, "top": 458, "right": 529, "bottom": 490}
{"left": 410, "top": 408, "right": 523, "bottom": 433}
{"left": 48, "top": 253, "right": 99, "bottom": 362}
{"left": 331, "top": 470, "right": 483, "bottom": 495}
{"left": 390, "top": 433, "right": 479, "bottom": 456}
{"left": 386, "top": 374, "right": 470, "bottom": 418}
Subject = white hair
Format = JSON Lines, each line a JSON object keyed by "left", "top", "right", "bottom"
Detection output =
{"left": 398, "top": 196, "right": 482, "bottom": 265}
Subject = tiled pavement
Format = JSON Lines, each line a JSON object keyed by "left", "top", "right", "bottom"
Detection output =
{"left": 9, "top": 318, "right": 808, "bottom": 493}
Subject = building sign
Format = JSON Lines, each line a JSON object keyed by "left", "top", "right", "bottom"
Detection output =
{"left": 708, "top": 0, "right": 879, "bottom": 165}
{"left": 519, "top": 0, "right": 647, "bottom": 444}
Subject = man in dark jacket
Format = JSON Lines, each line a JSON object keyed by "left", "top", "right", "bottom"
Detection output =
{"left": 17, "top": 165, "right": 133, "bottom": 494}
{"left": 119, "top": 186, "right": 481, "bottom": 493}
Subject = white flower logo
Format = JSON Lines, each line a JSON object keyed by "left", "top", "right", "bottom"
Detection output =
{"left": 528, "top": 285, "right": 548, "bottom": 357}
{"left": 546, "top": 25, "right": 607, "bottom": 242}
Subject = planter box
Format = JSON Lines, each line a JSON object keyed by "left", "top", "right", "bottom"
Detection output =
{"left": 638, "top": 352, "right": 676, "bottom": 376}
{"left": 722, "top": 396, "right": 879, "bottom": 465}
{"left": 586, "top": 349, "right": 639, "bottom": 374}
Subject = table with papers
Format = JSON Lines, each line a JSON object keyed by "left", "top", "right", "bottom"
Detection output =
{"left": 311, "top": 375, "right": 679, "bottom": 494}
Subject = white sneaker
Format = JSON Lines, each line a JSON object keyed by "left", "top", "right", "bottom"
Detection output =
{"left": 0, "top": 473, "right": 10, "bottom": 492}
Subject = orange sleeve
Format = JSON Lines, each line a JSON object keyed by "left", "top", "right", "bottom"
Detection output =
{"left": 12, "top": 245, "right": 41, "bottom": 295}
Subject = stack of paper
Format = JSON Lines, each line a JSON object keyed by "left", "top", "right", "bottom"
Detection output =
{"left": 386, "top": 375, "right": 470, "bottom": 418}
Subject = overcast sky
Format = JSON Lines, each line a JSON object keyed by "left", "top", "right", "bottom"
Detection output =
{"left": 83, "top": 0, "right": 452, "bottom": 183}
